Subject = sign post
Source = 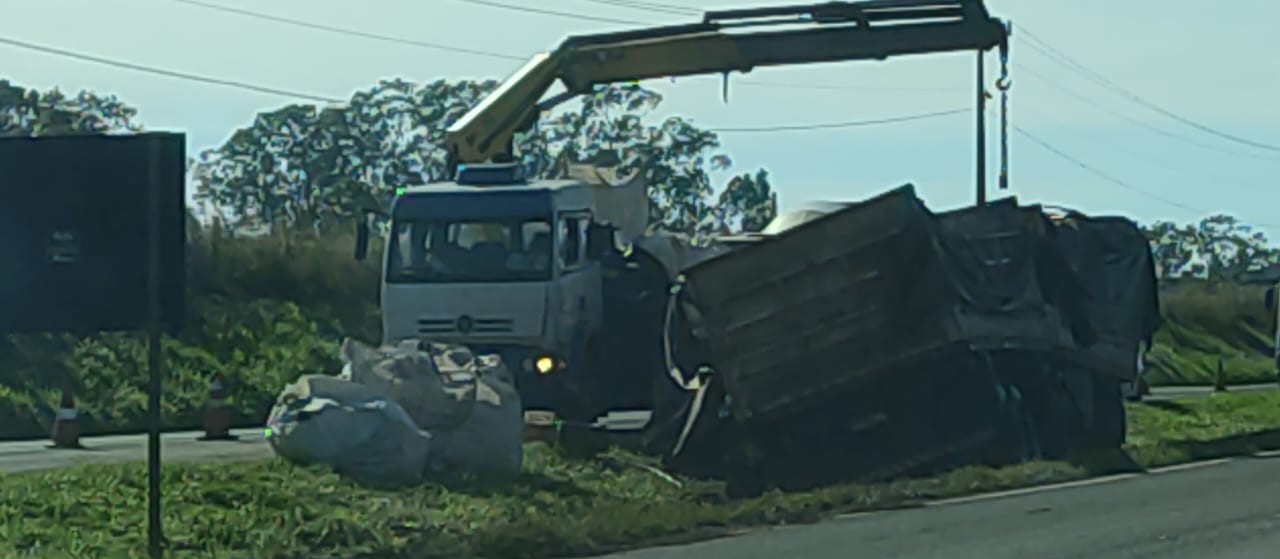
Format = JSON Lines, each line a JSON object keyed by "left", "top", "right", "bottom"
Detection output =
{"left": 146, "top": 135, "right": 165, "bottom": 559}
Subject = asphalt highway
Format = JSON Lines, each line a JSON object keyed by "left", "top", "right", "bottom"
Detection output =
{"left": 0, "top": 427, "right": 269, "bottom": 474}
{"left": 597, "top": 452, "right": 1280, "bottom": 559}
{"left": 0, "top": 384, "right": 1272, "bottom": 474}
{"left": 1143, "top": 382, "right": 1276, "bottom": 401}
{"left": 1, "top": 385, "right": 1278, "bottom": 558}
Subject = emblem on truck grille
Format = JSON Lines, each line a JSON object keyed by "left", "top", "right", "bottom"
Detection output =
{"left": 455, "top": 315, "right": 474, "bottom": 334}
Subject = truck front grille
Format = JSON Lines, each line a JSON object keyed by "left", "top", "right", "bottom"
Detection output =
{"left": 416, "top": 317, "right": 515, "bottom": 335}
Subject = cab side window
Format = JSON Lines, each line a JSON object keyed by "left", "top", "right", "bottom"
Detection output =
{"left": 560, "top": 217, "right": 581, "bottom": 268}
{"left": 559, "top": 214, "right": 590, "bottom": 269}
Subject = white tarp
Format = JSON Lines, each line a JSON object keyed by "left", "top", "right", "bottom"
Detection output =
{"left": 342, "top": 338, "right": 524, "bottom": 479}
{"left": 267, "top": 338, "right": 524, "bottom": 486}
{"left": 265, "top": 374, "right": 433, "bottom": 488}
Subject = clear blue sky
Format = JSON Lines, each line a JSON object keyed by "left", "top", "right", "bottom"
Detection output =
{"left": 2, "top": 0, "right": 1278, "bottom": 230}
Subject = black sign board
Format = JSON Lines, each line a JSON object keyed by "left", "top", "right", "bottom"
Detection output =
{"left": 0, "top": 132, "right": 186, "bottom": 334}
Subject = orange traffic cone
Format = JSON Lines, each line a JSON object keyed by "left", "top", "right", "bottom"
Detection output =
{"left": 50, "top": 386, "right": 82, "bottom": 449}
{"left": 198, "top": 373, "right": 238, "bottom": 441}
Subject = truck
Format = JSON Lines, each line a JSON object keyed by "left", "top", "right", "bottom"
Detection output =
{"left": 354, "top": 0, "right": 1013, "bottom": 440}
{"left": 654, "top": 188, "right": 1161, "bottom": 490}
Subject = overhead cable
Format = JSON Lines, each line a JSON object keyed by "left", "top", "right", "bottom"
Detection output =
{"left": 171, "top": 0, "right": 526, "bottom": 61}
{"left": 1018, "top": 27, "right": 1280, "bottom": 154}
{"left": 0, "top": 35, "right": 345, "bottom": 103}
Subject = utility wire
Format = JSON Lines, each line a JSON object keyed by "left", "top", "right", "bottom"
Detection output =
{"left": 0, "top": 36, "right": 345, "bottom": 103}
{"left": 0, "top": 32, "right": 970, "bottom": 134}
{"left": 710, "top": 107, "right": 968, "bottom": 132}
{"left": 5, "top": 25, "right": 1257, "bottom": 226}
{"left": 1014, "top": 124, "right": 1279, "bottom": 226}
{"left": 575, "top": 0, "right": 699, "bottom": 16}
{"left": 171, "top": 0, "right": 525, "bottom": 61}
{"left": 169, "top": 0, "right": 965, "bottom": 94}
{"left": 1014, "top": 63, "right": 1273, "bottom": 161}
{"left": 1017, "top": 27, "right": 1280, "bottom": 154}
{"left": 1015, "top": 103, "right": 1267, "bottom": 192}
{"left": 735, "top": 80, "right": 965, "bottom": 93}
{"left": 1014, "top": 125, "right": 1202, "bottom": 214}
{"left": 455, "top": 0, "right": 648, "bottom": 25}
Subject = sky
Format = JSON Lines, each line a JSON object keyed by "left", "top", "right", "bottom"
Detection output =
{"left": 2, "top": 0, "right": 1278, "bottom": 230}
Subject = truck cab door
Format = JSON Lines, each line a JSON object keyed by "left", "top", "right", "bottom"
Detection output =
{"left": 554, "top": 213, "right": 604, "bottom": 357}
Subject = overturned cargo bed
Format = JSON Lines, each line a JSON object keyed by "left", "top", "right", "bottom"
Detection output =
{"left": 679, "top": 185, "right": 1083, "bottom": 423}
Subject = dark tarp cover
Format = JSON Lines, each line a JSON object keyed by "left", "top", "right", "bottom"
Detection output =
{"left": 1049, "top": 212, "right": 1162, "bottom": 356}
{"left": 680, "top": 186, "right": 1084, "bottom": 421}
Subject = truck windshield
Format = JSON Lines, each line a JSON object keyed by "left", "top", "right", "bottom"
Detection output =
{"left": 386, "top": 217, "right": 553, "bottom": 283}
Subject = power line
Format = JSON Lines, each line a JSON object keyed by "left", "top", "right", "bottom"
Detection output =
{"left": 455, "top": 0, "right": 648, "bottom": 25}
{"left": 0, "top": 31, "right": 970, "bottom": 135}
{"left": 1014, "top": 63, "right": 1274, "bottom": 161}
{"left": 170, "top": 0, "right": 967, "bottom": 94}
{"left": 1014, "top": 124, "right": 1280, "bottom": 226}
{"left": 0, "top": 35, "right": 345, "bottom": 103}
{"left": 735, "top": 80, "right": 966, "bottom": 93}
{"left": 1017, "top": 27, "right": 1280, "bottom": 154}
{"left": 1015, "top": 102, "right": 1267, "bottom": 192}
{"left": 171, "top": 0, "right": 525, "bottom": 61}
{"left": 710, "top": 107, "right": 968, "bottom": 132}
{"left": 574, "top": 0, "right": 698, "bottom": 16}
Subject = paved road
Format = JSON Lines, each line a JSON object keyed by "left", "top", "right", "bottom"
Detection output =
{"left": 0, "top": 383, "right": 1273, "bottom": 474}
{"left": 1146, "top": 383, "right": 1277, "bottom": 401}
{"left": 600, "top": 453, "right": 1280, "bottom": 559}
{"left": 0, "top": 428, "right": 271, "bottom": 474}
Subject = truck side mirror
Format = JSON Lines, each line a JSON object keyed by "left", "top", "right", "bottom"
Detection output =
{"left": 354, "top": 217, "right": 370, "bottom": 261}
{"left": 585, "top": 222, "right": 615, "bottom": 260}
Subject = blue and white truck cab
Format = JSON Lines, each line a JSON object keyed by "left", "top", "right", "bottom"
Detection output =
{"left": 358, "top": 162, "right": 653, "bottom": 430}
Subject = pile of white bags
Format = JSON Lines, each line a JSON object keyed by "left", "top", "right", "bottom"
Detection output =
{"left": 265, "top": 338, "right": 524, "bottom": 486}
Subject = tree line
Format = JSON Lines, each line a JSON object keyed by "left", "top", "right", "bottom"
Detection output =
{"left": 0, "top": 78, "right": 777, "bottom": 240}
{"left": 1, "top": 77, "right": 1271, "bottom": 281}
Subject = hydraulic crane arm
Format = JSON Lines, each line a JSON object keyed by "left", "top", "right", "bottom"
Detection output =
{"left": 444, "top": 0, "right": 1009, "bottom": 175}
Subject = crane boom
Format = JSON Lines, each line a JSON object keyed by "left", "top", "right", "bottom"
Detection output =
{"left": 443, "top": 0, "right": 1009, "bottom": 175}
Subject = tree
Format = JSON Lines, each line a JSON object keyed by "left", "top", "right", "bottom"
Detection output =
{"left": 716, "top": 169, "right": 778, "bottom": 234}
{"left": 191, "top": 102, "right": 365, "bottom": 233}
{"left": 0, "top": 80, "right": 140, "bottom": 136}
{"left": 1144, "top": 215, "right": 1280, "bottom": 280}
{"left": 192, "top": 79, "right": 777, "bottom": 237}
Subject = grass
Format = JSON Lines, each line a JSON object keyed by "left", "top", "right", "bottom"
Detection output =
{"left": 1124, "top": 391, "right": 1280, "bottom": 467}
{"left": 1, "top": 227, "right": 1277, "bottom": 441}
{"left": 4, "top": 391, "right": 1280, "bottom": 559}
{"left": 1146, "top": 281, "right": 1276, "bottom": 386}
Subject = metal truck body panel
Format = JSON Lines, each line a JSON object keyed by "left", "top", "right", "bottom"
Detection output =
{"left": 680, "top": 185, "right": 1081, "bottom": 423}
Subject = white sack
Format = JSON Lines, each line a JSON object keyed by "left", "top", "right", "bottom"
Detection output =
{"left": 265, "top": 374, "right": 433, "bottom": 487}
{"left": 341, "top": 338, "right": 524, "bottom": 480}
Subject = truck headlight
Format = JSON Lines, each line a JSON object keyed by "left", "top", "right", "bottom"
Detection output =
{"left": 534, "top": 356, "right": 556, "bottom": 375}
{"left": 523, "top": 354, "right": 561, "bottom": 375}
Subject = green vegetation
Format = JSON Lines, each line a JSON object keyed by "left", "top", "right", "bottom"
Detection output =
{"left": 4, "top": 392, "right": 1280, "bottom": 559}
{"left": 1126, "top": 391, "right": 1280, "bottom": 466}
{"left": 0, "top": 226, "right": 379, "bottom": 440}
{"left": 0, "top": 229, "right": 1275, "bottom": 440}
{"left": 2, "top": 76, "right": 1279, "bottom": 559}
{"left": 1146, "top": 281, "right": 1276, "bottom": 386}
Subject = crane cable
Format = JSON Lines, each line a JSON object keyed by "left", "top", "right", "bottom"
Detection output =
{"left": 998, "top": 30, "right": 1012, "bottom": 191}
